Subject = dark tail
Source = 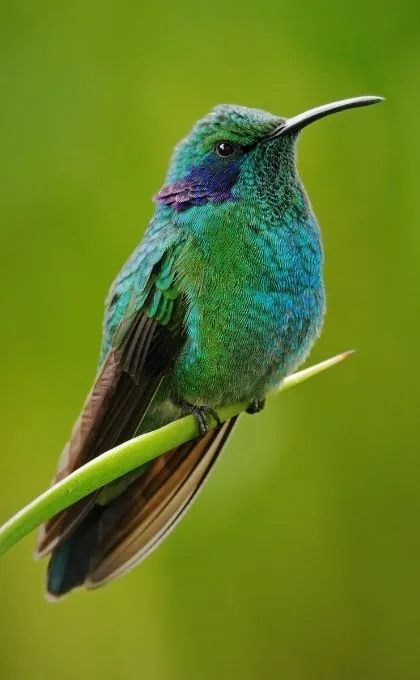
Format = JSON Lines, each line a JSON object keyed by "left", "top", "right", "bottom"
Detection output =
{"left": 45, "top": 417, "right": 238, "bottom": 598}
{"left": 46, "top": 507, "right": 103, "bottom": 599}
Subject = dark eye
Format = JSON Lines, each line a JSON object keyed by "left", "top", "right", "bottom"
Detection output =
{"left": 215, "top": 141, "right": 236, "bottom": 157}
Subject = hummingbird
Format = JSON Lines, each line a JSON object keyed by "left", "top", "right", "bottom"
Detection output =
{"left": 36, "top": 95, "right": 383, "bottom": 598}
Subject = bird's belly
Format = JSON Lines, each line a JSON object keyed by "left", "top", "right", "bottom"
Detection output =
{"left": 169, "top": 286, "right": 325, "bottom": 406}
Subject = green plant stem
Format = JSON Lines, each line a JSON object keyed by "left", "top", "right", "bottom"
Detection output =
{"left": 0, "top": 351, "right": 352, "bottom": 559}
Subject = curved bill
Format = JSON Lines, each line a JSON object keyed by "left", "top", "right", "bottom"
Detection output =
{"left": 269, "top": 96, "right": 384, "bottom": 138}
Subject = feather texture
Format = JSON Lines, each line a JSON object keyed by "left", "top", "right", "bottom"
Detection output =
{"left": 37, "top": 236, "right": 185, "bottom": 561}
{"left": 46, "top": 418, "right": 237, "bottom": 596}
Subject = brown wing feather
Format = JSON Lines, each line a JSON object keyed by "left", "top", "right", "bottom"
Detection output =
{"left": 86, "top": 417, "right": 238, "bottom": 587}
{"left": 36, "top": 311, "right": 184, "bottom": 557}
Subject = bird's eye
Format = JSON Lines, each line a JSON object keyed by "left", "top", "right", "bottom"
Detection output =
{"left": 215, "top": 141, "right": 236, "bottom": 158}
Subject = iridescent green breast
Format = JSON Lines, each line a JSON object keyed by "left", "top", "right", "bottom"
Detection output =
{"left": 168, "top": 202, "right": 324, "bottom": 405}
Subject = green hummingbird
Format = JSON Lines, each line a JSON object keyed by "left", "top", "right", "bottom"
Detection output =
{"left": 36, "top": 96, "right": 383, "bottom": 598}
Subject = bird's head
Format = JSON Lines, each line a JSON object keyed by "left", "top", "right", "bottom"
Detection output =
{"left": 155, "top": 97, "right": 383, "bottom": 218}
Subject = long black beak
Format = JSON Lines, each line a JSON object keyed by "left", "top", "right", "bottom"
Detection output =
{"left": 268, "top": 96, "right": 384, "bottom": 138}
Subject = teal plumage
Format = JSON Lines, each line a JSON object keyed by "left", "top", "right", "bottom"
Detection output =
{"left": 36, "top": 96, "right": 383, "bottom": 597}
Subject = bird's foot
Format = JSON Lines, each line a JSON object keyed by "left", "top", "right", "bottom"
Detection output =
{"left": 246, "top": 398, "right": 266, "bottom": 415}
{"left": 177, "top": 399, "right": 221, "bottom": 435}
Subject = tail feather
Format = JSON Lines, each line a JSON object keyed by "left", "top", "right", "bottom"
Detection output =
{"left": 46, "top": 507, "right": 102, "bottom": 599}
{"left": 36, "top": 354, "right": 163, "bottom": 558}
{"left": 45, "top": 417, "right": 237, "bottom": 598}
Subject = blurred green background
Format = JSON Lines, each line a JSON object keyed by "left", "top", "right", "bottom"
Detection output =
{"left": 1, "top": 1, "right": 419, "bottom": 679}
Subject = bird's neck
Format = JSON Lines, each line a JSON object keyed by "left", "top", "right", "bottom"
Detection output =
{"left": 173, "top": 188, "right": 322, "bottom": 299}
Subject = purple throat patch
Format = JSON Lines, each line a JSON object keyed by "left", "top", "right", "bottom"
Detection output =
{"left": 155, "top": 162, "right": 240, "bottom": 212}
